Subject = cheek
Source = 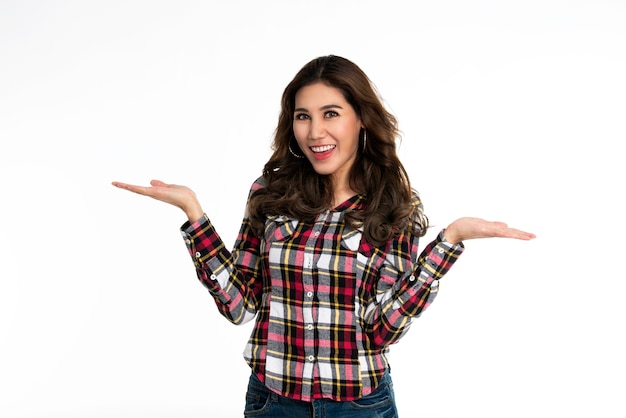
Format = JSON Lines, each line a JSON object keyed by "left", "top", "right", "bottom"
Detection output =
{"left": 293, "top": 124, "right": 307, "bottom": 142}
{"left": 340, "top": 127, "right": 360, "bottom": 151}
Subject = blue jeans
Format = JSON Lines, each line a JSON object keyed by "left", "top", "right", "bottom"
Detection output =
{"left": 243, "top": 370, "right": 398, "bottom": 417}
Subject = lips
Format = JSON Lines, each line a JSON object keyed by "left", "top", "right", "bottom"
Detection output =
{"left": 310, "top": 144, "right": 336, "bottom": 160}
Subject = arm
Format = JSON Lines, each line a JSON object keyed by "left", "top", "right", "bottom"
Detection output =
{"left": 364, "top": 212, "right": 535, "bottom": 348}
{"left": 181, "top": 214, "right": 263, "bottom": 325}
{"left": 112, "top": 178, "right": 266, "bottom": 325}
{"left": 364, "top": 229, "right": 464, "bottom": 348}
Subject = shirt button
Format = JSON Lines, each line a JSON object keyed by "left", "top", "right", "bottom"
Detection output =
{"left": 308, "top": 355, "right": 315, "bottom": 362}
{"left": 185, "top": 239, "right": 191, "bottom": 244}
{"left": 195, "top": 252, "right": 202, "bottom": 258}
{"left": 306, "top": 324, "right": 313, "bottom": 330}
{"left": 438, "top": 248, "right": 444, "bottom": 254}
{"left": 409, "top": 276, "right": 416, "bottom": 282}
{"left": 306, "top": 291, "right": 313, "bottom": 298}
{"left": 314, "top": 231, "right": 320, "bottom": 237}
{"left": 210, "top": 274, "right": 217, "bottom": 281}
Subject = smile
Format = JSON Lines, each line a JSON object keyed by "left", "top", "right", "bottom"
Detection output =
{"left": 310, "top": 145, "right": 336, "bottom": 153}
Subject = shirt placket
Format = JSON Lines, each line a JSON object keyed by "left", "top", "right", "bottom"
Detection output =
{"left": 301, "top": 211, "right": 328, "bottom": 385}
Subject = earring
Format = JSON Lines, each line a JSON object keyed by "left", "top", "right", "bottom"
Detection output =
{"left": 289, "top": 139, "right": 305, "bottom": 158}
{"left": 362, "top": 129, "right": 367, "bottom": 152}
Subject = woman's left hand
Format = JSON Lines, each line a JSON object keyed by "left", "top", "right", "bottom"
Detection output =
{"left": 443, "top": 217, "right": 536, "bottom": 245}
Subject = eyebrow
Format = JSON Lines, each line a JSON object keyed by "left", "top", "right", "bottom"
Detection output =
{"left": 294, "top": 104, "right": 344, "bottom": 113}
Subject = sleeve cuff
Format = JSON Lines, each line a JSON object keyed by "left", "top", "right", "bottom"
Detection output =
{"left": 180, "top": 214, "right": 224, "bottom": 267}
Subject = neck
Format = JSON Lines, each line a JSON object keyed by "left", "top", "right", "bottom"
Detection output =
{"left": 332, "top": 188, "right": 356, "bottom": 209}
{"left": 330, "top": 173, "right": 355, "bottom": 208}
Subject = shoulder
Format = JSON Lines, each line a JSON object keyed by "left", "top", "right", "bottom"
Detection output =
{"left": 245, "top": 176, "right": 268, "bottom": 203}
{"left": 250, "top": 175, "right": 266, "bottom": 192}
{"left": 407, "top": 190, "right": 427, "bottom": 236}
{"left": 244, "top": 176, "right": 267, "bottom": 219}
{"left": 250, "top": 176, "right": 267, "bottom": 191}
{"left": 411, "top": 190, "right": 424, "bottom": 211}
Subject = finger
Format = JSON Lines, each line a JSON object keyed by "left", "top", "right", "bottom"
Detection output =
{"left": 491, "top": 221, "right": 509, "bottom": 229}
{"left": 502, "top": 227, "right": 536, "bottom": 240}
{"left": 150, "top": 179, "right": 168, "bottom": 187}
{"left": 112, "top": 181, "right": 152, "bottom": 196}
{"left": 112, "top": 181, "right": 137, "bottom": 191}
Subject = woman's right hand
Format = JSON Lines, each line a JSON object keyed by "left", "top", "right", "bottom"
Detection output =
{"left": 112, "top": 179, "right": 204, "bottom": 222}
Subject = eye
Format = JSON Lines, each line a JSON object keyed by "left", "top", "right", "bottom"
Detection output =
{"left": 324, "top": 110, "right": 339, "bottom": 118}
{"left": 294, "top": 113, "right": 310, "bottom": 120}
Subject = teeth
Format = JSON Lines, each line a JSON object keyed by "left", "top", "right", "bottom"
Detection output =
{"left": 311, "top": 145, "right": 336, "bottom": 153}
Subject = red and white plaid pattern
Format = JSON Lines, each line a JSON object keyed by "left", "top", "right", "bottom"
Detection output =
{"left": 181, "top": 177, "right": 464, "bottom": 402}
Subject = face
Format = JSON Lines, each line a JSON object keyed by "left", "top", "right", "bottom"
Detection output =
{"left": 293, "top": 82, "right": 363, "bottom": 187}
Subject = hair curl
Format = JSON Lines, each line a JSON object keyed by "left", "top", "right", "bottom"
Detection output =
{"left": 247, "top": 55, "right": 428, "bottom": 246}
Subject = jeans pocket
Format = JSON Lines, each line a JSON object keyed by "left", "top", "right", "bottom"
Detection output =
{"left": 349, "top": 380, "right": 393, "bottom": 410}
{"left": 244, "top": 375, "right": 274, "bottom": 416}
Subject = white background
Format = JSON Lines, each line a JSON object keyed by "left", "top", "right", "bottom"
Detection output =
{"left": 1, "top": 1, "right": 624, "bottom": 417}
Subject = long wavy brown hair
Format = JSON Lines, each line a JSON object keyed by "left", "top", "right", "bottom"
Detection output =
{"left": 248, "top": 55, "right": 428, "bottom": 246}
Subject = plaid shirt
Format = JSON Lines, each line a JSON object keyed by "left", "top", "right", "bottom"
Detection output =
{"left": 180, "top": 177, "right": 464, "bottom": 402}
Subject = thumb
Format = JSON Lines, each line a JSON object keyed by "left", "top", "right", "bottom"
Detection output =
{"left": 150, "top": 179, "right": 168, "bottom": 187}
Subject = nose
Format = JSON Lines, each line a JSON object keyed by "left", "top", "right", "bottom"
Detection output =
{"left": 309, "top": 118, "right": 326, "bottom": 140}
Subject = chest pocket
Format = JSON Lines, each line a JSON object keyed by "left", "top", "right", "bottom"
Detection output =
{"left": 340, "top": 227, "right": 362, "bottom": 252}
{"left": 261, "top": 215, "right": 301, "bottom": 303}
{"left": 264, "top": 215, "right": 299, "bottom": 242}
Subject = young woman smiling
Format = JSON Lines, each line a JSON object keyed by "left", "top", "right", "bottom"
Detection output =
{"left": 113, "top": 55, "right": 535, "bottom": 417}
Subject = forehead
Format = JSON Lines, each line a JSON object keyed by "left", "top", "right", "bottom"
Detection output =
{"left": 294, "top": 82, "right": 348, "bottom": 108}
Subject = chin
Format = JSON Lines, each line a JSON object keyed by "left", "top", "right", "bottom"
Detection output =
{"left": 308, "top": 164, "right": 336, "bottom": 176}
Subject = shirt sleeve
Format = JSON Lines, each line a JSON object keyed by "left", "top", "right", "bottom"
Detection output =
{"left": 180, "top": 184, "right": 264, "bottom": 325}
{"left": 364, "top": 228, "right": 464, "bottom": 348}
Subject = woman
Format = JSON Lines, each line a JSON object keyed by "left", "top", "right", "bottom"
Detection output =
{"left": 112, "top": 55, "right": 535, "bottom": 417}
